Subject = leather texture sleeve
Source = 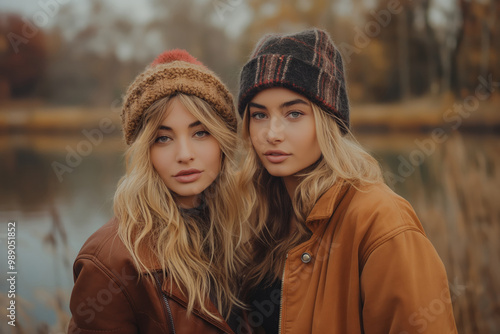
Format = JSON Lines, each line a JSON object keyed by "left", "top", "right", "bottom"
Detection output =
{"left": 67, "top": 256, "right": 139, "bottom": 334}
{"left": 360, "top": 230, "right": 458, "bottom": 334}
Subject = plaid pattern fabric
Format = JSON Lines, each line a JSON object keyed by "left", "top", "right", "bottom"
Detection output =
{"left": 238, "top": 28, "right": 349, "bottom": 133}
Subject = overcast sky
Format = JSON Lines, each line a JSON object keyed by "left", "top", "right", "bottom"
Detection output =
{"left": 1, "top": 0, "right": 151, "bottom": 19}
{"left": 1, "top": 0, "right": 454, "bottom": 30}
{"left": 0, "top": 0, "right": 253, "bottom": 37}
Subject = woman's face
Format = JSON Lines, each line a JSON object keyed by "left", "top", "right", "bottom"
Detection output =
{"left": 248, "top": 87, "right": 322, "bottom": 178}
{"left": 151, "top": 97, "right": 222, "bottom": 208}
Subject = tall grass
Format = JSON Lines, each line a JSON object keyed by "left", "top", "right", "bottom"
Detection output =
{"left": 400, "top": 134, "right": 500, "bottom": 334}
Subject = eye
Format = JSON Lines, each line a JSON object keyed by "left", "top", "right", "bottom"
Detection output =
{"left": 287, "top": 111, "right": 303, "bottom": 119}
{"left": 194, "top": 130, "right": 210, "bottom": 138}
{"left": 155, "top": 135, "right": 171, "bottom": 143}
{"left": 250, "top": 112, "right": 267, "bottom": 120}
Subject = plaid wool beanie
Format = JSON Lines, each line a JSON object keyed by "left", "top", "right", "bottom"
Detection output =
{"left": 238, "top": 28, "right": 350, "bottom": 133}
{"left": 121, "top": 49, "right": 236, "bottom": 145}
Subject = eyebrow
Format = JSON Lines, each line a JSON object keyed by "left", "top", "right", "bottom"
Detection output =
{"left": 159, "top": 120, "right": 202, "bottom": 131}
{"left": 248, "top": 98, "right": 309, "bottom": 110}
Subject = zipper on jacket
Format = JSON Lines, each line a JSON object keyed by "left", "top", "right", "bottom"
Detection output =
{"left": 278, "top": 254, "right": 288, "bottom": 334}
{"left": 168, "top": 293, "right": 233, "bottom": 333}
{"left": 153, "top": 274, "right": 232, "bottom": 334}
{"left": 153, "top": 272, "right": 176, "bottom": 334}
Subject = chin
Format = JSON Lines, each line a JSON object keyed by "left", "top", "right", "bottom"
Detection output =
{"left": 174, "top": 191, "right": 199, "bottom": 197}
{"left": 264, "top": 167, "right": 294, "bottom": 178}
{"left": 175, "top": 188, "right": 206, "bottom": 197}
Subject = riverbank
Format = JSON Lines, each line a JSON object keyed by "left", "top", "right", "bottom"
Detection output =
{"left": 1, "top": 95, "right": 499, "bottom": 134}
{"left": 352, "top": 94, "right": 500, "bottom": 133}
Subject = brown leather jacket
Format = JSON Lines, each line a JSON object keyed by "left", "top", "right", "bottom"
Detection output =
{"left": 274, "top": 181, "right": 458, "bottom": 334}
{"left": 67, "top": 218, "right": 234, "bottom": 334}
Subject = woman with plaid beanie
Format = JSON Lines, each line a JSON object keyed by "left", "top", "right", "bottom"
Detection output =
{"left": 237, "top": 28, "right": 457, "bottom": 333}
{"left": 68, "top": 49, "right": 249, "bottom": 333}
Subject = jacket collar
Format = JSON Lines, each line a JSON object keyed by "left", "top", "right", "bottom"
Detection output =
{"left": 305, "top": 181, "right": 351, "bottom": 226}
{"left": 157, "top": 271, "right": 234, "bottom": 333}
{"left": 140, "top": 256, "right": 233, "bottom": 333}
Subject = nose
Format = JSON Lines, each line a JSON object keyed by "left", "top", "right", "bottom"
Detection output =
{"left": 266, "top": 116, "right": 284, "bottom": 144}
{"left": 176, "top": 138, "right": 195, "bottom": 163}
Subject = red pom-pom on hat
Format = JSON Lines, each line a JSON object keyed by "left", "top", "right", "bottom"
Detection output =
{"left": 151, "top": 49, "right": 204, "bottom": 67}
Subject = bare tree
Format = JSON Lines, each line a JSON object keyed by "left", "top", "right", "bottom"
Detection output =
{"left": 397, "top": 5, "right": 411, "bottom": 100}
{"left": 421, "top": 0, "right": 441, "bottom": 95}
{"left": 480, "top": 0, "right": 497, "bottom": 78}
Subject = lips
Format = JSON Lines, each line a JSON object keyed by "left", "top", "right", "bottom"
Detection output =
{"left": 174, "top": 169, "right": 202, "bottom": 183}
{"left": 264, "top": 150, "right": 291, "bottom": 163}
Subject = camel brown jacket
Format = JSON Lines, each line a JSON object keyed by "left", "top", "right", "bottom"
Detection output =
{"left": 275, "top": 181, "right": 458, "bottom": 334}
{"left": 67, "top": 218, "right": 234, "bottom": 334}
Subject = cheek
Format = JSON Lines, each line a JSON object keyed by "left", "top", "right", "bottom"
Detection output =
{"left": 306, "top": 130, "right": 320, "bottom": 148}
{"left": 150, "top": 148, "right": 161, "bottom": 171}
{"left": 307, "top": 132, "right": 322, "bottom": 158}
{"left": 202, "top": 141, "right": 222, "bottom": 171}
{"left": 249, "top": 123, "right": 263, "bottom": 148}
{"left": 150, "top": 147, "right": 173, "bottom": 173}
{"left": 293, "top": 122, "right": 320, "bottom": 152}
{"left": 302, "top": 120, "right": 318, "bottom": 143}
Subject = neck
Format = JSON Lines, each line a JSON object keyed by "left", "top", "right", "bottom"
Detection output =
{"left": 283, "top": 175, "right": 300, "bottom": 233}
{"left": 283, "top": 175, "right": 300, "bottom": 201}
{"left": 176, "top": 194, "right": 201, "bottom": 209}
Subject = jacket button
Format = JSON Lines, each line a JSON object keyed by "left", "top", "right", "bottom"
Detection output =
{"left": 301, "top": 252, "right": 311, "bottom": 263}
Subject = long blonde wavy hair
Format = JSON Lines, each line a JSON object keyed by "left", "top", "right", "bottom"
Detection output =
{"left": 114, "top": 93, "right": 249, "bottom": 319}
{"left": 239, "top": 101, "right": 384, "bottom": 288}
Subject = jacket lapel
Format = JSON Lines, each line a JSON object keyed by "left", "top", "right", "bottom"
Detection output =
{"left": 305, "top": 181, "right": 351, "bottom": 231}
{"left": 158, "top": 273, "right": 234, "bottom": 333}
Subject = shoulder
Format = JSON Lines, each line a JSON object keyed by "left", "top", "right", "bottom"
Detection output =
{"left": 73, "top": 217, "right": 137, "bottom": 279}
{"left": 339, "top": 182, "right": 428, "bottom": 260}
{"left": 77, "top": 217, "right": 125, "bottom": 258}
{"left": 69, "top": 218, "right": 143, "bottom": 332}
{"left": 344, "top": 182, "right": 424, "bottom": 233}
{"left": 348, "top": 182, "right": 409, "bottom": 209}
{"left": 78, "top": 217, "right": 120, "bottom": 253}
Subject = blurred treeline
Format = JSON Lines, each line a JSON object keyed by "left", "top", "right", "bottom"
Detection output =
{"left": 0, "top": 0, "right": 499, "bottom": 106}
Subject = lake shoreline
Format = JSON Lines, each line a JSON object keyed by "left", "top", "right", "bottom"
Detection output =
{"left": 1, "top": 96, "right": 499, "bottom": 134}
